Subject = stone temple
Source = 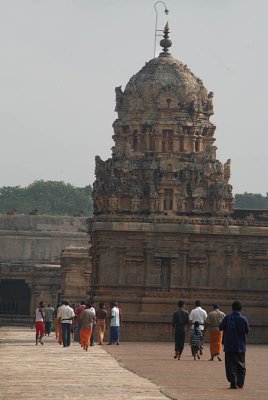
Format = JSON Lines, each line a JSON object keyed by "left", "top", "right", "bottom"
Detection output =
{"left": 88, "top": 24, "right": 268, "bottom": 341}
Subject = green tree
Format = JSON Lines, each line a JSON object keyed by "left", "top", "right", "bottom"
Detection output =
{"left": 0, "top": 180, "right": 93, "bottom": 216}
{"left": 234, "top": 192, "right": 268, "bottom": 209}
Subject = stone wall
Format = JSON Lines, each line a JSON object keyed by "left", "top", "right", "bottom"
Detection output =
{"left": 0, "top": 214, "right": 90, "bottom": 318}
{"left": 0, "top": 214, "right": 88, "bottom": 264}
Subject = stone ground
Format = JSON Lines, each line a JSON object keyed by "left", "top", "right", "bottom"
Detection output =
{"left": 106, "top": 341, "right": 268, "bottom": 400}
{"left": 1, "top": 327, "right": 268, "bottom": 400}
{"left": 0, "top": 327, "right": 168, "bottom": 400}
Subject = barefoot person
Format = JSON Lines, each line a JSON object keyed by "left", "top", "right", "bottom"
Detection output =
{"left": 205, "top": 304, "right": 225, "bottom": 361}
{"left": 75, "top": 301, "right": 86, "bottom": 342}
{"left": 79, "top": 302, "right": 96, "bottom": 351}
{"left": 108, "top": 301, "right": 120, "bottom": 345}
{"left": 44, "top": 304, "right": 54, "bottom": 336}
{"left": 172, "top": 300, "right": 189, "bottom": 360}
{"left": 220, "top": 301, "right": 249, "bottom": 389}
{"left": 57, "top": 300, "right": 75, "bottom": 348}
{"left": 190, "top": 321, "right": 202, "bottom": 360}
{"left": 95, "top": 303, "right": 107, "bottom": 345}
{"left": 189, "top": 300, "right": 207, "bottom": 355}
{"left": 32, "top": 301, "right": 45, "bottom": 345}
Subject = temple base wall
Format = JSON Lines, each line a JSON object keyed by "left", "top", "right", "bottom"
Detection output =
{"left": 89, "top": 220, "right": 268, "bottom": 343}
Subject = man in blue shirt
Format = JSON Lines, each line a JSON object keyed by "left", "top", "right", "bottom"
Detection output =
{"left": 219, "top": 301, "right": 249, "bottom": 389}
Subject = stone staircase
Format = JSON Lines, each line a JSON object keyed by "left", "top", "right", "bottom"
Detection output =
{"left": 0, "top": 314, "right": 31, "bottom": 326}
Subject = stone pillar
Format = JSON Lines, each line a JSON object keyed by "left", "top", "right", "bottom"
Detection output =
{"left": 155, "top": 136, "right": 162, "bottom": 152}
{"left": 206, "top": 248, "right": 216, "bottom": 287}
{"left": 181, "top": 250, "right": 188, "bottom": 285}
{"left": 60, "top": 246, "right": 92, "bottom": 304}
{"left": 31, "top": 288, "right": 41, "bottom": 314}
{"left": 224, "top": 246, "right": 234, "bottom": 287}
{"left": 137, "top": 133, "right": 142, "bottom": 151}
{"left": 159, "top": 192, "right": 164, "bottom": 211}
{"left": 191, "top": 137, "right": 196, "bottom": 152}
{"left": 196, "top": 138, "right": 202, "bottom": 152}
{"left": 173, "top": 134, "right": 180, "bottom": 152}
{"left": 51, "top": 290, "right": 59, "bottom": 308}
{"left": 179, "top": 135, "right": 185, "bottom": 152}
{"left": 144, "top": 249, "right": 154, "bottom": 286}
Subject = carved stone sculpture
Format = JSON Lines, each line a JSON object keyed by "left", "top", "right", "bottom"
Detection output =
{"left": 131, "top": 195, "right": 141, "bottom": 212}
{"left": 207, "top": 91, "right": 214, "bottom": 115}
{"left": 109, "top": 195, "right": 118, "bottom": 212}
{"left": 194, "top": 197, "right": 204, "bottom": 212}
{"left": 217, "top": 198, "right": 226, "bottom": 212}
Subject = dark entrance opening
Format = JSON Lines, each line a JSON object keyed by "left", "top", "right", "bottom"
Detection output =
{"left": 0, "top": 279, "right": 31, "bottom": 315}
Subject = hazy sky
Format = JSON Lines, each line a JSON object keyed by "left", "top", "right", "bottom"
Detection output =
{"left": 0, "top": 0, "right": 267, "bottom": 194}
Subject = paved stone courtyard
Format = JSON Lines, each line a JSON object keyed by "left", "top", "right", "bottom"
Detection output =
{"left": 0, "top": 327, "right": 168, "bottom": 400}
{"left": 1, "top": 326, "right": 268, "bottom": 400}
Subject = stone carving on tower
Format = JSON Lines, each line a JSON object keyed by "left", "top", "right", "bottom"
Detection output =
{"left": 92, "top": 23, "right": 233, "bottom": 219}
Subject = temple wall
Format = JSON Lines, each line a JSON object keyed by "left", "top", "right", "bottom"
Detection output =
{"left": 0, "top": 214, "right": 88, "bottom": 263}
{"left": 0, "top": 215, "right": 90, "bottom": 319}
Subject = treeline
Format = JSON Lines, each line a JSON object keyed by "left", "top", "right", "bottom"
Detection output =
{"left": 234, "top": 193, "right": 268, "bottom": 209}
{"left": 0, "top": 182, "right": 267, "bottom": 215}
{"left": 0, "top": 180, "right": 93, "bottom": 216}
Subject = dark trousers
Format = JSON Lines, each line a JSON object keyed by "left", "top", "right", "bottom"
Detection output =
{"left": 225, "top": 352, "right": 246, "bottom": 388}
{"left": 90, "top": 324, "right": 95, "bottom": 346}
{"left": 61, "top": 323, "right": 71, "bottom": 347}
{"left": 174, "top": 328, "right": 186, "bottom": 354}
{"left": 45, "top": 321, "right": 52, "bottom": 335}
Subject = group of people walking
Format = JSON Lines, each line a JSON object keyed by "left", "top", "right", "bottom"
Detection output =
{"left": 32, "top": 300, "right": 122, "bottom": 351}
{"left": 32, "top": 298, "right": 249, "bottom": 390}
{"left": 172, "top": 299, "right": 249, "bottom": 389}
{"left": 75, "top": 300, "right": 122, "bottom": 350}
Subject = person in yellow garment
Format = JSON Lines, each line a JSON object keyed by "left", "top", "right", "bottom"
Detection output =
{"left": 95, "top": 303, "right": 107, "bottom": 345}
{"left": 205, "top": 304, "right": 225, "bottom": 361}
{"left": 79, "top": 302, "right": 96, "bottom": 351}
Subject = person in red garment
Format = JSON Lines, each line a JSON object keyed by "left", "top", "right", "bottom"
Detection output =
{"left": 75, "top": 301, "right": 86, "bottom": 342}
{"left": 32, "top": 301, "right": 45, "bottom": 345}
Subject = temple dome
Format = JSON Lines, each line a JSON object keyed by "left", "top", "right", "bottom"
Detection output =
{"left": 128, "top": 54, "right": 206, "bottom": 97}
{"left": 115, "top": 53, "right": 210, "bottom": 118}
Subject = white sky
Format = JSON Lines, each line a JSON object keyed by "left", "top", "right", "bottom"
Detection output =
{"left": 0, "top": 0, "right": 267, "bottom": 194}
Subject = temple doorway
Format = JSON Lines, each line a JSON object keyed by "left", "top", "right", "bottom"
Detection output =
{"left": 0, "top": 279, "right": 31, "bottom": 315}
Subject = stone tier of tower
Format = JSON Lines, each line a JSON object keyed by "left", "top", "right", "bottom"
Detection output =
{"left": 93, "top": 24, "right": 232, "bottom": 218}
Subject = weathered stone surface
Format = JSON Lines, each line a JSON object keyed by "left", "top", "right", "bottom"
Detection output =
{"left": 60, "top": 245, "right": 92, "bottom": 304}
{"left": 0, "top": 215, "right": 90, "bottom": 318}
{"left": 106, "top": 341, "right": 268, "bottom": 400}
{"left": 0, "top": 327, "right": 169, "bottom": 400}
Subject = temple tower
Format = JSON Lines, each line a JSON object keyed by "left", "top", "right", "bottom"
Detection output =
{"left": 92, "top": 23, "right": 232, "bottom": 218}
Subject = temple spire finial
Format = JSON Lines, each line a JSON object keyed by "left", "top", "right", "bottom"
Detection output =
{"left": 159, "top": 22, "right": 172, "bottom": 57}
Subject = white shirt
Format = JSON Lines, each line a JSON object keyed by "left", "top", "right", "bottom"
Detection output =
{"left": 189, "top": 307, "right": 207, "bottom": 331}
{"left": 57, "top": 305, "right": 75, "bottom": 324}
{"left": 35, "top": 307, "right": 45, "bottom": 322}
{"left": 89, "top": 306, "right": 96, "bottom": 316}
{"left": 110, "top": 306, "right": 120, "bottom": 327}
